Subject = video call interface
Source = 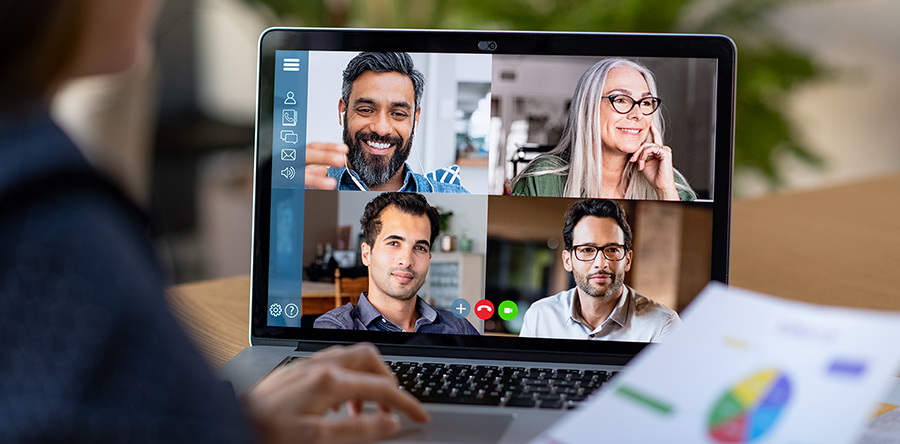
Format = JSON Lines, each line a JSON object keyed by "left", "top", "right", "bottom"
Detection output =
{"left": 266, "top": 49, "right": 720, "bottom": 345}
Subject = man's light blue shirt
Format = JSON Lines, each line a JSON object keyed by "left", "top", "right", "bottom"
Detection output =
{"left": 327, "top": 164, "right": 469, "bottom": 193}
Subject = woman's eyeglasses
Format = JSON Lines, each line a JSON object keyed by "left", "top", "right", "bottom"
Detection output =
{"left": 602, "top": 94, "right": 661, "bottom": 115}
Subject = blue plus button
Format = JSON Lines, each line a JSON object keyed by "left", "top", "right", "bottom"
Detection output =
{"left": 450, "top": 298, "right": 471, "bottom": 318}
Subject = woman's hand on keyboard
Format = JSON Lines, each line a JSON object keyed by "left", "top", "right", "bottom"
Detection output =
{"left": 243, "top": 343, "right": 430, "bottom": 444}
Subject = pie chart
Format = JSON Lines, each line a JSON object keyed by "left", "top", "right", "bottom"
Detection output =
{"left": 708, "top": 368, "right": 791, "bottom": 443}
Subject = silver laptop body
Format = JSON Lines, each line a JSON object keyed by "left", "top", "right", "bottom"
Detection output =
{"left": 219, "top": 28, "right": 736, "bottom": 443}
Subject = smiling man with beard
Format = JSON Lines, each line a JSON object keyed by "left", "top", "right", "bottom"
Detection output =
{"left": 315, "top": 192, "right": 478, "bottom": 334}
{"left": 519, "top": 199, "right": 680, "bottom": 342}
{"left": 305, "top": 52, "right": 469, "bottom": 193}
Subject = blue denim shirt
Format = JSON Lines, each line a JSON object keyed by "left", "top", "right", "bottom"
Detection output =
{"left": 314, "top": 292, "right": 480, "bottom": 335}
{"left": 327, "top": 164, "right": 469, "bottom": 193}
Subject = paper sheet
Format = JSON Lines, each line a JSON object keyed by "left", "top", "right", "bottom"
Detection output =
{"left": 855, "top": 378, "right": 900, "bottom": 443}
{"left": 532, "top": 283, "right": 900, "bottom": 444}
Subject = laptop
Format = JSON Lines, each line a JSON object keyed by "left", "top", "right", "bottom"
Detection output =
{"left": 218, "top": 28, "right": 735, "bottom": 443}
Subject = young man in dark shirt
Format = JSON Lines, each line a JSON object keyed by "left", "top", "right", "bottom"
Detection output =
{"left": 316, "top": 192, "right": 478, "bottom": 335}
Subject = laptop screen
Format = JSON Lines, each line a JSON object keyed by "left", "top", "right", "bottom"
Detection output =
{"left": 253, "top": 29, "right": 734, "bottom": 361}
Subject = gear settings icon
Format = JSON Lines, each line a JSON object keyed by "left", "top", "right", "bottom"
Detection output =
{"left": 269, "top": 303, "right": 283, "bottom": 317}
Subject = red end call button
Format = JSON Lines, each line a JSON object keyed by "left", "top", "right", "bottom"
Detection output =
{"left": 474, "top": 299, "right": 495, "bottom": 320}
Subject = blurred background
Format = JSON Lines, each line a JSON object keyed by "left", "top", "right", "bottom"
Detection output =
{"left": 51, "top": 0, "right": 900, "bottom": 283}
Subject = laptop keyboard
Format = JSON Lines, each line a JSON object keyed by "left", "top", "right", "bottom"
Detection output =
{"left": 386, "top": 361, "right": 616, "bottom": 409}
{"left": 286, "top": 357, "right": 616, "bottom": 409}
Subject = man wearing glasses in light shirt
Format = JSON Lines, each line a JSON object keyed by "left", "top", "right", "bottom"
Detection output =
{"left": 519, "top": 199, "right": 681, "bottom": 342}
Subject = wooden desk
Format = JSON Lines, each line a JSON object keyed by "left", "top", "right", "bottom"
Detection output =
{"left": 729, "top": 173, "right": 900, "bottom": 309}
{"left": 169, "top": 173, "right": 900, "bottom": 370}
{"left": 166, "top": 278, "right": 334, "bottom": 369}
{"left": 168, "top": 275, "right": 251, "bottom": 370}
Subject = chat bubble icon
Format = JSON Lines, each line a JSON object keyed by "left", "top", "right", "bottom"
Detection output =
{"left": 280, "top": 130, "right": 299, "bottom": 144}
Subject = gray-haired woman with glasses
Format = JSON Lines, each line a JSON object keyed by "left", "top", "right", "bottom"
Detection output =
{"left": 511, "top": 58, "right": 697, "bottom": 201}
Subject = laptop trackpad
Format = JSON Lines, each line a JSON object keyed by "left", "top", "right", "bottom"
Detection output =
{"left": 392, "top": 411, "right": 514, "bottom": 443}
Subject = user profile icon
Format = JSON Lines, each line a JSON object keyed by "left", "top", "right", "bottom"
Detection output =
{"left": 449, "top": 298, "right": 470, "bottom": 318}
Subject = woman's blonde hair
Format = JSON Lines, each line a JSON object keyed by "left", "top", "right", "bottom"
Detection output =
{"left": 513, "top": 58, "right": 689, "bottom": 199}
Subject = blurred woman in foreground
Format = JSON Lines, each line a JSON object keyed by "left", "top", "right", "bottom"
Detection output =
{"left": 0, "top": 1, "right": 426, "bottom": 442}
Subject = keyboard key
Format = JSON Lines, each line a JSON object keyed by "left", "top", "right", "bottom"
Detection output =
{"left": 554, "top": 386, "right": 581, "bottom": 396}
{"left": 538, "top": 399, "right": 564, "bottom": 409}
{"left": 583, "top": 370, "right": 607, "bottom": 379}
{"left": 524, "top": 385, "right": 553, "bottom": 394}
{"left": 521, "top": 378, "right": 549, "bottom": 386}
{"left": 505, "top": 397, "right": 537, "bottom": 408}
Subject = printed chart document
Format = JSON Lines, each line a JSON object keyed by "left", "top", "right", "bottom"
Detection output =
{"left": 856, "top": 377, "right": 900, "bottom": 443}
{"left": 533, "top": 283, "right": 900, "bottom": 444}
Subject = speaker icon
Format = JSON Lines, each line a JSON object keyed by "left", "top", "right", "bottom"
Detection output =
{"left": 281, "top": 166, "right": 296, "bottom": 180}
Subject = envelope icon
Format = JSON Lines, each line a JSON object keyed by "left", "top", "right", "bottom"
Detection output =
{"left": 281, "top": 148, "right": 296, "bottom": 161}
